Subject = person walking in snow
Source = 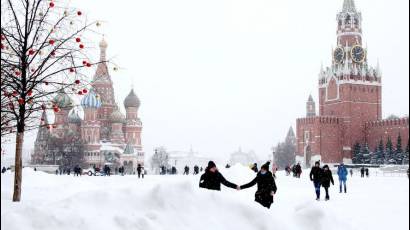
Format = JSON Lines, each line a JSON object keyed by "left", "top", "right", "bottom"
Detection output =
{"left": 240, "top": 162, "right": 278, "bottom": 209}
{"left": 295, "top": 163, "right": 302, "bottom": 178}
{"left": 365, "top": 168, "right": 370, "bottom": 178}
{"left": 285, "top": 165, "right": 291, "bottom": 176}
{"left": 137, "top": 164, "right": 143, "bottom": 178}
{"left": 194, "top": 165, "right": 200, "bottom": 175}
{"left": 184, "top": 166, "right": 190, "bottom": 175}
{"left": 360, "top": 167, "right": 365, "bottom": 178}
{"left": 310, "top": 161, "right": 323, "bottom": 201}
{"left": 321, "top": 165, "right": 335, "bottom": 201}
{"left": 337, "top": 163, "right": 348, "bottom": 193}
{"left": 199, "top": 161, "right": 239, "bottom": 191}
{"left": 2, "top": 167, "right": 6, "bottom": 173}
{"left": 350, "top": 169, "right": 353, "bottom": 177}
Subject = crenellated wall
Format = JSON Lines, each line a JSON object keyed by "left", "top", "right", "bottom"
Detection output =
{"left": 365, "top": 117, "right": 409, "bottom": 151}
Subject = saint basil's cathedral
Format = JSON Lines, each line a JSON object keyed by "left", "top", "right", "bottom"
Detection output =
{"left": 32, "top": 39, "right": 145, "bottom": 172}
{"left": 296, "top": 0, "right": 409, "bottom": 167}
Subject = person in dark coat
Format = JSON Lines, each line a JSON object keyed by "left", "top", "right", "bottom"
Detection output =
{"left": 310, "top": 161, "right": 323, "bottom": 201}
{"left": 2, "top": 167, "right": 7, "bottom": 173}
{"left": 183, "top": 166, "right": 190, "bottom": 175}
{"left": 321, "top": 165, "right": 335, "bottom": 201}
{"left": 199, "top": 161, "right": 238, "bottom": 191}
{"left": 240, "top": 162, "right": 278, "bottom": 209}
{"left": 365, "top": 168, "right": 369, "bottom": 177}
{"left": 137, "top": 164, "right": 143, "bottom": 178}
{"left": 295, "top": 163, "right": 302, "bottom": 178}
{"left": 360, "top": 167, "right": 365, "bottom": 178}
{"left": 194, "top": 165, "right": 200, "bottom": 175}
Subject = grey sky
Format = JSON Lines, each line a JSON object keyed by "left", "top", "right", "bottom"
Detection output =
{"left": 2, "top": 0, "right": 409, "bottom": 163}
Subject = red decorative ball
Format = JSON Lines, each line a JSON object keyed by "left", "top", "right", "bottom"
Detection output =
{"left": 51, "top": 51, "right": 56, "bottom": 56}
{"left": 53, "top": 107, "right": 59, "bottom": 112}
{"left": 41, "top": 104, "right": 46, "bottom": 110}
{"left": 82, "top": 89, "right": 88, "bottom": 94}
{"left": 18, "top": 98, "right": 24, "bottom": 105}
{"left": 49, "top": 2, "right": 55, "bottom": 8}
{"left": 28, "top": 49, "right": 35, "bottom": 55}
{"left": 69, "top": 68, "right": 75, "bottom": 73}
{"left": 79, "top": 44, "right": 84, "bottom": 49}
{"left": 82, "top": 60, "right": 87, "bottom": 65}
{"left": 86, "top": 63, "right": 92, "bottom": 67}
{"left": 47, "top": 126, "right": 51, "bottom": 130}
{"left": 75, "top": 79, "right": 80, "bottom": 84}
{"left": 15, "top": 71, "right": 21, "bottom": 76}
{"left": 49, "top": 39, "right": 55, "bottom": 45}
{"left": 28, "top": 90, "right": 33, "bottom": 96}
{"left": 78, "top": 91, "right": 83, "bottom": 95}
{"left": 77, "top": 11, "right": 82, "bottom": 16}
{"left": 76, "top": 38, "right": 81, "bottom": 43}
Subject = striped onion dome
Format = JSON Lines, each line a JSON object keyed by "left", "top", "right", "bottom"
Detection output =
{"left": 68, "top": 109, "right": 82, "bottom": 124}
{"left": 123, "top": 89, "right": 140, "bottom": 108}
{"left": 81, "top": 89, "right": 102, "bottom": 109}
{"left": 52, "top": 91, "right": 73, "bottom": 109}
{"left": 110, "top": 109, "right": 125, "bottom": 123}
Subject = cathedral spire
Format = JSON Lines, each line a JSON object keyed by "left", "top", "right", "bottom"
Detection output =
{"left": 93, "top": 37, "right": 110, "bottom": 80}
{"left": 342, "top": 0, "right": 357, "bottom": 13}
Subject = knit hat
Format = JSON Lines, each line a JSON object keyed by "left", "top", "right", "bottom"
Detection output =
{"left": 261, "top": 162, "right": 271, "bottom": 171}
{"left": 208, "top": 161, "right": 217, "bottom": 169}
{"left": 315, "top": 161, "right": 320, "bottom": 166}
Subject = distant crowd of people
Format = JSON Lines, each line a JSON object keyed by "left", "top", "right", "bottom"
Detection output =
{"left": 51, "top": 164, "right": 146, "bottom": 178}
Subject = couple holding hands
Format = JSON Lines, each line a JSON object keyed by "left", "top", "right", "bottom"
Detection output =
{"left": 199, "top": 161, "right": 277, "bottom": 209}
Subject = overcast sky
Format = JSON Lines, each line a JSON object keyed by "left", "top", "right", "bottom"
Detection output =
{"left": 2, "top": 0, "right": 409, "bottom": 164}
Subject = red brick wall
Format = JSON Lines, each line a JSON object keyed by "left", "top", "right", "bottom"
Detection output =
{"left": 366, "top": 118, "right": 409, "bottom": 151}
{"left": 296, "top": 117, "right": 343, "bottom": 163}
{"left": 319, "top": 82, "right": 382, "bottom": 154}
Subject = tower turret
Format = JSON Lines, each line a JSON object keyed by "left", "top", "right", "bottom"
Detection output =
{"left": 52, "top": 91, "right": 73, "bottom": 137}
{"left": 110, "top": 109, "right": 125, "bottom": 144}
{"left": 123, "top": 88, "right": 143, "bottom": 151}
{"left": 306, "top": 95, "right": 316, "bottom": 117}
{"left": 80, "top": 89, "right": 102, "bottom": 145}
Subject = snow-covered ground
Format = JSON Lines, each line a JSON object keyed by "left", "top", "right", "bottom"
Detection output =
{"left": 1, "top": 165, "right": 409, "bottom": 230}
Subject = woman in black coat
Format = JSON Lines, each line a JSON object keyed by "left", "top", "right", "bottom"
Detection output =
{"left": 199, "top": 161, "right": 238, "bottom": 191}
{"left": 240, "top": 162, "right": 278, "bottom": 209}
{"left": 321, "top": 165, "right": 334, "bottom": 201}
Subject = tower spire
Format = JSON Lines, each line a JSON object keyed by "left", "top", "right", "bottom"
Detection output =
{"left": 343, "top": 0, "right": 357, "bottom": 13}
{"left": 93, "top": 37, "right": 109, "bottom": 80}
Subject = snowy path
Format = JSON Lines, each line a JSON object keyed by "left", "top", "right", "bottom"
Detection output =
{"left": 1, "top": 166, "right": 409, "bottom": 230}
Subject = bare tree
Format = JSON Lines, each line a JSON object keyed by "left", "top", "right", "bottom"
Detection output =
{"left": 1, "top": 0, "right": 101, "bottom": 202}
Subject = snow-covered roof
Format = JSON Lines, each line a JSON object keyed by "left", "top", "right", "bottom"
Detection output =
{"left": 100, "top": 142, "right": 124, "bottom": 153}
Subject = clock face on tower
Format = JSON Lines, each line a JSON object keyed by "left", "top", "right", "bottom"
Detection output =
{"left": 351, "top": 45, "right": 365, "bottom": 63}
{"left": 333, "top": 47, "right": 345, "bottom": 64}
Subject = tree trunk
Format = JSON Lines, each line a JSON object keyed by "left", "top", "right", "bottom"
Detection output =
{"left": 12, "top": 132, "right": 24, "bottom": 202}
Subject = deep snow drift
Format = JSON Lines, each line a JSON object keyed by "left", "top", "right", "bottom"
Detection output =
{"left": 1, "top": 165, "right": 409, "bottom": 230}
